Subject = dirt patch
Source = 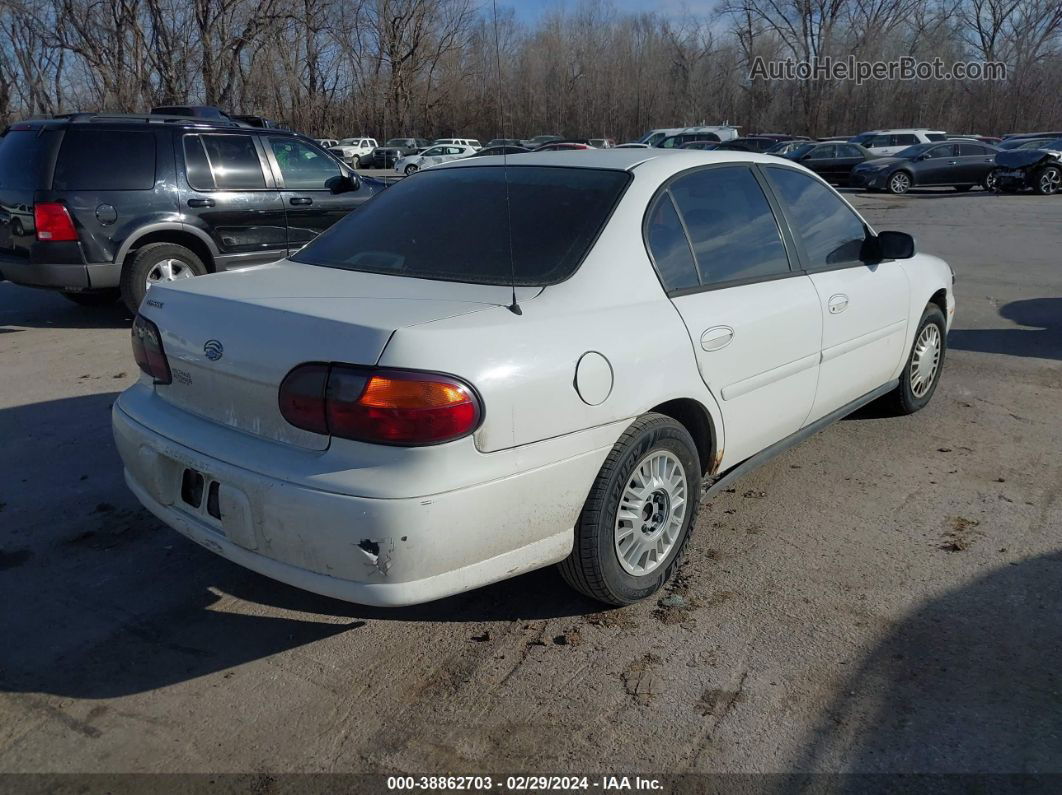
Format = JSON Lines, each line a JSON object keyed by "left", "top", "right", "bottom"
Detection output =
{"left": 621, "top": 653, "right": 661, "bottom": 704}
{"left": 940, "top": 516, "right": 981, "bottom": 552}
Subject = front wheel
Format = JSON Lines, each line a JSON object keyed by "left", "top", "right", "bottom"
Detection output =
{"left": 558, "top": 413, "right": 701, "bottom": 605}
{"left": 887, "top": 304, "right": 947, "bottom": 415}
{"left": 887, "top": 171, "right": 912, "bottom": 194}
{"left": 120, "top": 242, "right": 207, "bottom": 313}
{"left": 1034, "top": 165, "right": 1061, "bottom": 195}
{"left": 350, "top": 155, "right": 361, "bottom": 168}
{"left": 404, "top": 164, "right": 418, "bottom": 176}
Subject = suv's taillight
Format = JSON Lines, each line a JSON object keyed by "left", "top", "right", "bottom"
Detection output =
{"left": 279, "top": 364, "right": 481, "bottom": 446}
{"left": 131, "top": 314, "right": 172, "bottom": 384}
{"left": 33, "top": 202, "right": 78, "bottom": 242}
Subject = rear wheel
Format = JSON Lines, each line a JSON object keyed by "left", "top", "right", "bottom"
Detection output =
{"left": 983, "top": 169, "right": 1001, "bottom": 191}
{"left": 558, "top": 413, "right": 700, "bottom": 605}
{"left": 887, "top": 171, "right": 912, "bottom": 194}
{"left": 1034, "top": 165, "right": 1061, "bottom": 195}
{"left": 120, "top": 242, "right": 207, "bottom": 313}
{"left": 62, "top": 289, "right": 120, "bottom": 307}
{"left": 887, "top": 304, "right": 947, "bottom": 415}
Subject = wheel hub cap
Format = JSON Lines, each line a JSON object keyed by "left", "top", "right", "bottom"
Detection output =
{"left": 614, "top": 450, "right": 688, "bottom": 576}
{"left": 910, "top": 323, "right": 941, "bottom": 398}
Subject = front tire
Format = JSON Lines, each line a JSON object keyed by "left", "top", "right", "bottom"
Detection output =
{"left": 350, "top": 155, "right": 361, "bottom": 168}
{"left": 558, "top": 413, "right": 701, "bottom": 605}
{"left": 120, "top": 242, "right": 207, "bottom": 313}
{"left": 888, "top": 304, "right": 947, "bottom": 415}
{"left": 887, "top": 171, "right": 912, "bottom": 194}
{"left": 404, "top": 164, "right": 418, "bottom": 176}
{"left": 1034, "top": 165, "right": 1061, "bottom": 195}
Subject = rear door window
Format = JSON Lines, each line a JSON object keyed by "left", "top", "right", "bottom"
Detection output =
{"left": 668, "top": 166, "right": 791, "bottom": 287}
{"left": 0, "top": 128, "right": 60, "bottom": 191}
{"left": 766, "top": 166, "right": 866, "bottom": 269}
{"left": 292, "top": 165, "right": 630, "bottom": 285}
{"left": 893, "top": 134, "right": 920, "bottom": 146}
{"left": 53, "top": 129, "right": 156, "bottom": 190}
{"left": 185, "top": 134, "right": 267, "bottom": 190}
{"left": 959, "top": 143, "right": 989, "bottom": 156}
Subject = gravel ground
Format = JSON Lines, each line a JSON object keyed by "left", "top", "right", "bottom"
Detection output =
{"left": 1, "top": 187, "right": 1060, "bottom": 776}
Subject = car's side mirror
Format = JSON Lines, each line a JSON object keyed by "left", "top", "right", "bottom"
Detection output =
{"left": 326, "top": 174, "right": 358, "bottom": 194}
{"left": 864, "top": 230, "right": 915, "bottom": 261}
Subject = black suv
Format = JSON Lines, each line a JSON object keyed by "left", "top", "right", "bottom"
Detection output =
{"left": 0, "top": 113, "right": 380, "bottom": 311}
{"left": 368, "top": 138, "right": 431, "bottom": 169}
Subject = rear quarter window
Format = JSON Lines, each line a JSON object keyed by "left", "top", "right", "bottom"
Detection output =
{"left": 0, "top": 128, "right": 62, "bottom": 191}
{"left": 53, "top": 129, "right": 156, "bottom": 190}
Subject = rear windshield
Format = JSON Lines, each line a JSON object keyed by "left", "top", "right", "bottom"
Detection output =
{"left": 54, "top": 129, "right": 156, "bottom": 190}
{"left": 292, "top": 165, "right": 630, "bottom": 286}
{"left": 0, "top": 128, "right": 60, "bottom": 190}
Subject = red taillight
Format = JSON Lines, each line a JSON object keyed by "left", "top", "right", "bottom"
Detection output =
{"left": 34, "top": 202, "right": 78, "bottom": 242}
{"left": 279, "top": 364, "right": 481, "bottom": 446}
{"left": 131, "top": 314, "right": 172, "bottom": 384}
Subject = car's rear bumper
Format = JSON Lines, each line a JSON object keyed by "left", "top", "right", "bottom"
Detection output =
{"left": 112, "top": 397, "right": 613, "bottom": 606}
{"left": 0, "top": 246, "right": 120, "bottom": 290}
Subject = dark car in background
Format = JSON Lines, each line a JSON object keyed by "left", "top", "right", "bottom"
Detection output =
{"left": 781, "top": 142, "right": 874, "bottom": 185}
{"left": 850, "top": 140, "right": 1000, "bottom": 194}
{"left": 655, "top": 132, "right": 721, "bottom": 149}
{"left": 471, "top": 145, "right": 530, "bottom": 157}
{"left": 0, "top": 113, "right": 379, "bottom": 312}
{"left": 521, "top": 134, "right": 564, "bottom": 149}
{"left": 994, "top": 138, "right": 1062, "bottom": 195}
{"left": 368, "top": 138, "right": 431, "bottom": 169}
{"left": 713, "top": 136, "right": 783, "bottom": 153}
{"left": 679, "top": 141, "right": 719, "bottom": 151}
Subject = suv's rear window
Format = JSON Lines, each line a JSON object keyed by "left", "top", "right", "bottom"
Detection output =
{"left": 292, "top": 165, "right": 630, "bottom": 285}
{"left": 0, "top": 128, "right": 60, "bottom": 191}
{"left": 53, "top": 129, "right": 156, "bottom": 190}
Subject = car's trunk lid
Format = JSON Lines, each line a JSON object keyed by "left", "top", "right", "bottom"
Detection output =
{"left": 146, "top": 261, "right": 528, "bottom": 450}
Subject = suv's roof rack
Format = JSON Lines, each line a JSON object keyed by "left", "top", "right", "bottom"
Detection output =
{"left": 53, "top": 112, "right": 247, "bottom": 128}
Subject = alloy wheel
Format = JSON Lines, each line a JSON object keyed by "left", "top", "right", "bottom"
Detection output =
{"left": 889, "top": 172, "right": 911, "bottom": 194}
{"left": 1040, "top": 168, "right": 1061, "bottom": 195}
{"left": 145, "top": 258, "right": 195, "bottom": 290}
{"left": 614, "top": 450, "right": 688, "bottom": 576}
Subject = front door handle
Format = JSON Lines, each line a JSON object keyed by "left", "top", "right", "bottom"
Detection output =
{"left": 700, "top": 326, "right": 734, "bottom": 352}
{"left": 289, "top": 197, "right": 313, "bottom": 206}
{"left": 828, "top": 294, "right": 849, "bottom": 314}
{"left": 187, "top": 198, "right": 215, "bottom": 208}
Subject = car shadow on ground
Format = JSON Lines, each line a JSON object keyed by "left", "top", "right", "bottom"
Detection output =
{"left": 948, "top": 298, "right": 1062, "bottom": 361}
{"left": 0, "top": 282, "right": 132, "bottom": 330}
{"left": 0, "top": 393, "right": 602, "bottom": 699}
{"left": 784, "top": 551, "right": 1062, "bottom": 780}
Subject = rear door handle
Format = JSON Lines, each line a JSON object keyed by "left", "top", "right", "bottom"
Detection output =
{"left": 289, "top": 197, "right": 313, "bottom": 206}
{"left": 828, "top": 294, "right": 849, "bottom": 314}
{"left": 187, "top": 198, "right": 215, "bottom": 208}
{"left": 700, "top": 326, "right": 734, "bottom": 351}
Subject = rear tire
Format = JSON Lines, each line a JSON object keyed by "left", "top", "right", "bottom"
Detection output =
{"left": 558, "top": 413, "right": 701, "bottom": 605}
{"left": 120, "top": 242, "right": 207, "bottom": 313}
{"left": 62, "top": 289, "right": 120, "bottom": 307}
{"left": 887, "top": 304, "right": 947, "bottom": 415}
{"left": 983, "top": 170, "right": 1001, "bottom": 191}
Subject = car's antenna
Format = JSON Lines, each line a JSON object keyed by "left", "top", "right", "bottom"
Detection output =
{"left": 492, "top": 0, "right": 521, "bottom": 315}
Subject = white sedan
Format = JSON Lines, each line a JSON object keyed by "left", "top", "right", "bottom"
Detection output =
{"left": 394, "top": 144, "right": 475, "bottom": 175}
{"left": 114, "top": 150, "right": 955, "bottom": 607}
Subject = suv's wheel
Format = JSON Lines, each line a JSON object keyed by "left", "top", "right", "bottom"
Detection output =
{"left": 404, "top": 164, "right": 419, "bottom": 176}
{"left": 888, "top": 304, "right": 947, "bottom": 415}
{"left": 558, "top": 413, "right": 701, "bottom": 605}
{"left": 887, "top": 171, "right": 912, "bottom": 194}
{"left": 62, "top": 289, "right": 120, "bottom": 307}
{"left": 1034, "top": 165, "right": 1061, "bottom": 195}
{"left": 121, "top": 242, "right": 207, "bottom": 313}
